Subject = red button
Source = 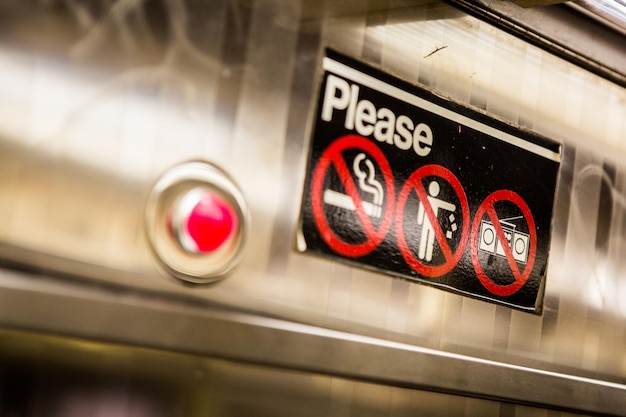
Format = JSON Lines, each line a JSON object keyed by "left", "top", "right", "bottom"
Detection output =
{"left": 184, "top": 192, "right": 238, "bottom": 253}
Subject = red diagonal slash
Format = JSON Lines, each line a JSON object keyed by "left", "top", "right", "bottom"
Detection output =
{"left": 485, "top": 205, "right": 524, "bottom": 281}
{"left": 413, "top": 180, "right": 454, "bottom": 262}
{"left": 330, "top": 151, "right": 377, "bottom": 241}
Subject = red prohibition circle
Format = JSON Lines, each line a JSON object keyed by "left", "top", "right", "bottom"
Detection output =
{"left": 395, "top": 165, "right": 470, "bottom": 278}
{"left": 470, "top": 190, "right": 537, "bottom": 296}
{"left": 310, "top": 135, "right": 395, "bottom": 257}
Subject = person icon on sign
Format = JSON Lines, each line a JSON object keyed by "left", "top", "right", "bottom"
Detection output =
{"left": 417, "top": 181, "right": 456, "bottom": 262}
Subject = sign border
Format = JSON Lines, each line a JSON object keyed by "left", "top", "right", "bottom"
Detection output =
{"left": 297, "top": 48, "right": 561, "bottom": 314}
{"left": 323, "top": 49, "right": 561, "bottom": 163}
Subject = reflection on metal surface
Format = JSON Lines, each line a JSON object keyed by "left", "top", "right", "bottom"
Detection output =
{"left": 450, "top": 0, "right": 626, "bottom": 87}
{"left": 571, "top": 0, "right": 626, "bottom": 36}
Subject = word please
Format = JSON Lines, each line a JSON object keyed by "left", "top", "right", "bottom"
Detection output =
{"left": 321, "top": 74, "right": 433, "bottom": 157}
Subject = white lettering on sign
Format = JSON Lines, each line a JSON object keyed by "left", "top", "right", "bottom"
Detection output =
{"left": 321, "top": 74, "right": 433, "bottom": 157}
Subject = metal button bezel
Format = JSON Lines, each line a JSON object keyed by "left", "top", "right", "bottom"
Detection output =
{"left": 145, "top": 161, "right": 249, "bottom": 284}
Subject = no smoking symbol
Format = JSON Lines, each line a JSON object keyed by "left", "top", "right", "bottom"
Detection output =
{"left": 395, "top": 165, "right": 470, "bottom": 278}
{"left": 310, "top": 135, "right": 395, "bottom": 258}
{"left": 470, "top": 190, "right": 537, "bottom": 296}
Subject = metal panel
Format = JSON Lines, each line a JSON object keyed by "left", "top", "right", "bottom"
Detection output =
{"left": 449, "top": 0, "right": 626, "bottom": 87}
{"left": 0, "top": 271, "right": 618, "bottom": 415}
{"left": 0, "top": 0, "right": 624, "bottom": 415}
{"left": 0, "top": 328, "right": 594, "bottom": 417}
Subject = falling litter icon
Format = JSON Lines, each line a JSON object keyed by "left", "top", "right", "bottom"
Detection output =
{"left": 447, "top": 214, "right": 457, "bottom": 239}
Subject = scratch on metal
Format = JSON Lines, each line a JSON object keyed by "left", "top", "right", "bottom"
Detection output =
{"left": 424, "top": 45, "right": 448, "bottom": 59}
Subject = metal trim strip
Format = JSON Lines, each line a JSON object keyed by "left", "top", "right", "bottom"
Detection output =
{"left": 447, "top": 0, "right": 626, "bottom": 88}
{"left": 0, "top": 268, "right": 623, "bottom": 416}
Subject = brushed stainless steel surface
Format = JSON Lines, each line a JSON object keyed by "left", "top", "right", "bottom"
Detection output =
{"left": 0, "top": 328, "right": 594, "bottom": 417}
{"left": 0, "top": 267, "right": 620, "bottom": 416}
{"left": 449, "top": 0, "right": 626, "bottom": 87}
{"left": 0, "top": 0, "right": 625, "bottom": 414}
{"left": 570, "top": 0, "right": 626, "bottom": 37}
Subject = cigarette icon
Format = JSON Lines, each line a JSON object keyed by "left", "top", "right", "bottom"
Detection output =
{"left": 323, "top": 189, "right": 382, "bottom": 218}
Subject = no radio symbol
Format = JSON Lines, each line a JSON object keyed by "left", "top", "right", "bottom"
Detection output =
{"left": 470, "top": 190, "right": 537, "bottom": 296}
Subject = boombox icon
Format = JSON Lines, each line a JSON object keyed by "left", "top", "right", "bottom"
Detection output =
{"left": 478, "top": 218, "right": 529, "bottom": 264}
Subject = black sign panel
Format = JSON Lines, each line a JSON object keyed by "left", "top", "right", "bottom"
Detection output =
{"left": 298, "top": 49, "right": 561, "bottom": 313}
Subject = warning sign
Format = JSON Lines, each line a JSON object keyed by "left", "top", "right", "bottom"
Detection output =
{"left": 297, "top": 49, "right": 561, "bottom": 313}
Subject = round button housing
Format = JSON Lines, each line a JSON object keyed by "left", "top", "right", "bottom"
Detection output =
{"left": 145, "top": 161, "right": 249, "bottom": 284}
